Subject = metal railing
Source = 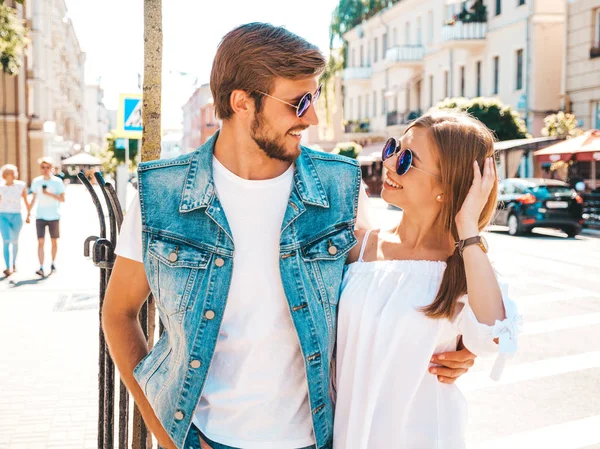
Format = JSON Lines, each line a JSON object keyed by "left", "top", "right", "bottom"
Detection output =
{"left": 79, "top": 171, "right": 152, "bottom": 449}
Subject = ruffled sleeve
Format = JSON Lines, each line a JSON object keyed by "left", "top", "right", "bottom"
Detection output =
{"left": 456, "top": 279, "right": 523, "bottom": 381}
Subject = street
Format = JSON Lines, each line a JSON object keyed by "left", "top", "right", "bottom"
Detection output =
{"left": 0, "top": 187, "right": 599, "bottom": 448}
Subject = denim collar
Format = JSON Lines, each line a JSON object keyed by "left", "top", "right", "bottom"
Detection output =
{"left": 179, "top": 131, "right": 329, "bottom": 213}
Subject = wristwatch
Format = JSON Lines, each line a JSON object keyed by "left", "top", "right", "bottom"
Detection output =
{"left": 456, "top": 235, "right": 488, "bottom": 256}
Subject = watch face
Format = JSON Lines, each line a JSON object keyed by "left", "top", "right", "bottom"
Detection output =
{"left": 479, "top": 235, "right": 489, "bottom": 252}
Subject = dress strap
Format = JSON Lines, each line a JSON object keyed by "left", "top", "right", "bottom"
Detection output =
{"left": 358, "top": 229, "right": 374, "bottom": 263}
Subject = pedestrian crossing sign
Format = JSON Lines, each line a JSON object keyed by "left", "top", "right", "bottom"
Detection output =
{"left": 117, "top": 93, "right": 143, "bottom": 139}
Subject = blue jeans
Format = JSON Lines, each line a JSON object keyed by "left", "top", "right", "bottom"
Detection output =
{"left": 178, "top": 425, "right": 316, "bottom": 449}
{"left": 0, "top": 212, "right": 22, "bottom": 270}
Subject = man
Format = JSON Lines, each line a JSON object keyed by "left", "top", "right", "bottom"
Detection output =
{"left": 29, "top": 157, "right": 65, "bottom": 277}
{"left": 103, "top": 23, "right": 475, "bottom": 449}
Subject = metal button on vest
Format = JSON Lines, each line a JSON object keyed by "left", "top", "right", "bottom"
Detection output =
{"left": 190, "top": 360, "right": 201, "bottom": 369}
{"left": 215, "top": 257, "right": 225, "bottom": 267}
{"left": 328, "top": 245, "right": 338, "bottom": 256}
{"left": 205, "top": 310, "right": 215, "bottom": 320}
{"left": 168, "top": 252, "right": 178, "bottom": 262}
{"left": 174, "top": 411, "right": 184, "bottom": 421}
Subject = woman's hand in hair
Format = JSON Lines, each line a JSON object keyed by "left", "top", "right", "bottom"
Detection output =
{"left": 455, "top": 157, "right": 496, "bottom": 239}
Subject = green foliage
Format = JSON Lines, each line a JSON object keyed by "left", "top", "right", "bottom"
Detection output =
{"left": 433, "top": 97, "right": 530, "bottom": 141}
{"left": 100, "top": 134, "right": 140, "bottom": 174}
{"left": 541, "top": 111, "right": 583, "bottom": 138}
{"left": 332, "top": 141, "right": 363, "bottom": 159}
{"left": 0, "top": 2, "right": 28, "bottom": 75}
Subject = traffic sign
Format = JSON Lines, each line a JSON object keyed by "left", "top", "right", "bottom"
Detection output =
{"left": 117, "top": 93, "right": 143, "bottom": 139}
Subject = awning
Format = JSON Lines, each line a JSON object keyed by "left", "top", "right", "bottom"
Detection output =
{"left": 357, "top": 141, "right": 385, "bottom": 165}
{"left": 533, "top": 130, "right": 600, "bottom": 163}
{"left": 61, "top": 152, "right": 103, "bottom": 166}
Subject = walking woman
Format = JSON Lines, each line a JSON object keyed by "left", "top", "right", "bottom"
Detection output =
{"left": 0, "top": 164, "right": 31, "bottom": 277}
{"left": 334, "top": 111, "right": 521, "bottom": 449}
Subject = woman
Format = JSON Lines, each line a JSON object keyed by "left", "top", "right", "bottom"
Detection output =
{"left": 334, "top": 111, "right": 521, "bottom": 448}
{"left": 0, "top": 164, "right": 31, "bottom": 277}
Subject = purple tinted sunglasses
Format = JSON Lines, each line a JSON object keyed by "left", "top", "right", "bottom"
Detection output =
{"left": 256, "top": 85, "right": 322, "bottom": 118}
{"left": 382, "top": 137, "right": 440, "bottom": 179}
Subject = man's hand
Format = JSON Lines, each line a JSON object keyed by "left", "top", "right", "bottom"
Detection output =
{"left": 429, "top": 346, "right": 476, "bottom": 384}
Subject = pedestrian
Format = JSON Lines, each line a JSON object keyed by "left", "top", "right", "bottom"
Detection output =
{"left": 334, "top": 111, "right": 522, "bottom": 448}
{"left": 102, "top": 23, "right": 476, "bottom": 449}
{"left": 0, "top": 164, "right": 31, "bottom": 277}
{"left": 29, "top": 157, "right": 65, "bottom": 277}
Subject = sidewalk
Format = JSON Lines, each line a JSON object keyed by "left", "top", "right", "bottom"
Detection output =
{"left": 0, "top": 184, "right": 107, "bottom": 449}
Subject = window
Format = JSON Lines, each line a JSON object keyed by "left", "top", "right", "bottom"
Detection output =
{"left": 374, "top": 37, "right": 379, "bottom": 63}
{"left": 476, "top": 61, "right": 482, "bottom": 96}
{"left": 516, "top": 49, "right": 523, "bottom": 90}
{"left": 518, "top": 0, "right": 526, "bottom": 6}
{"left": 358, "top": 96, "right": 362, "bottom": 120}
{"left": 595, "top": 9, "right": 600, "bottom": 47}
{"left": 428, "top": 11, "right": 434, "bottom": 43}
{"left": 381, "top": 89, "right": 386, "bottom": 115}
{"left": 444, "top": 70, "right": 449, "bottom": 98}
{"left": 351, "top": 48, "right": 356, "bottom": 67}
{"left": 360, "top": 45, "right": 364, "bottom": 67}
{"left": 383, "top": 33, "right": 388, "bottom": 57}
{"left": 373, "top": 91, "right": 377, "bottom": 117}
{"left": 460, "top": 66, "right": 465, "bottom": 97}
{"left": 593, "top": 101, "right": 600, "bottom": 129}
{"left": 495, "top": 0, "right": 501, "bottom": 16}
{"left": 416, "top": 17, "right": 422, "bottom": 46}
{"left": 493, "top": 56, "right": 499, "bottom": 95}
{"left": 429, "top": 75, "right": 434, "bottom": 107}
{"left": 365, "top": 94, "right": 369, "bottom": 118}
{"left": 405, "top": 21, "right": 411, "bottom": 45}
{"left": 349, "top": 99, "right": 354, "bottom": 120}
{"left": 367, "top": 41, "right": 371, "bottom": 66}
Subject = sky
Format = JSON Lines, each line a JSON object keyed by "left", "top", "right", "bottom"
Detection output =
{"left": 64, "top": 0, "right": 340, "bottom": 130}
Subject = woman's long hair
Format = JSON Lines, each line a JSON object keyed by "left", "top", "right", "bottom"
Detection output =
{"left": 407, "top": 111, "right": 498, "bottom": 319}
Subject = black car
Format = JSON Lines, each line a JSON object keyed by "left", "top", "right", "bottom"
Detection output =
{"left": 494, "top": 178, "right": 584, "bottom": 237}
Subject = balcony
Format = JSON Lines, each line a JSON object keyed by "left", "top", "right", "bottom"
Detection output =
{"left": 385, "top": 46, "right": 425, "bottom": 67}
{"left": 387, "top": 110, "right": 422, "bottom": 127}
{"left": 441, "top": 21, "right": 487, "bottom": 48}
{"left": 344, "top": 120, "right": 370, "bottom": 133}
{"left": 343, "top": 67, "right": 373, "bottom": 81}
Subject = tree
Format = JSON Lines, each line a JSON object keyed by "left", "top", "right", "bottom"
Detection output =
{"left": 142, "top": 0, "right": 162, "bottom": 163}
{"left": 541, "top": 111, "right": 583, "bottom": 138}
{"left": 433, "top": 97, "right": 530, "bottom": 141}
{"left": 0, "top": 0, "right": 27, "bottom": 164}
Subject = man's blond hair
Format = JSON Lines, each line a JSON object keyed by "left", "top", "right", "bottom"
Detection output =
{"left": 38, "top": 156, "right": 54, "bottom": 167}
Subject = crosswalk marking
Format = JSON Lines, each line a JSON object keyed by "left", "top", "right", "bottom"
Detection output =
{"left": 523, "top": 313, "right": 600, "bottom": 335}
{"left": 457, "top": 351, "right": 600, "bottom": 393}
{"left": 470, "top": 415, "right": 600, "bottom": 449}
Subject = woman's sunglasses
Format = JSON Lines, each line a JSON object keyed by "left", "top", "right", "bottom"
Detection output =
{"left": 382, "top": 137, "right": 440, "bottom": 179}
{"left": 255, "top": 85, "right": 322, "bottom": 118}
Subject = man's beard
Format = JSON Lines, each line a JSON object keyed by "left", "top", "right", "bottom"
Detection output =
{"left": 250, "top": 110, "right": 302, "bottom": 163}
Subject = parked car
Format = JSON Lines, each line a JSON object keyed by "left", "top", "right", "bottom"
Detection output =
{"left": 494, "top": 178, "right": 584, "bottom": 237}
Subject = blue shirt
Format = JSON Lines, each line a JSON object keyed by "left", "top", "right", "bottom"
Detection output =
{"left": 31, "top": 175, "right": 65, "bottom": 221}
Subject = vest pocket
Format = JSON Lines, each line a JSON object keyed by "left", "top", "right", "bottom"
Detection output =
{"left": 147, "top": 236, "right": 212, "bottom": 316}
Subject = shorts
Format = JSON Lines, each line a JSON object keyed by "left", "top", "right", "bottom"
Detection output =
{"left": 36, "top": 219, "right": 60, "bottom": 239}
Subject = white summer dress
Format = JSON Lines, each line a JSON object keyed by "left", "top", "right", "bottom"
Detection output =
{"left": 333, "top": 230, "right": 521, "bottom": 449}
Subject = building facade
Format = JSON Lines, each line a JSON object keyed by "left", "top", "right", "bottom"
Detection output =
{"left": 181, "top": 84, "right": 218, "bottom": 152}
{"left": 564, "top": 0, "right": 600, "bottom": 130}
{"left": 0, "top": 0, "right": 86, "bottom": 182}
{"left": 342, "top": 0, "right": 566, "bottom": 142}
{"left": 84, "top": 84, "right": 110, "bottom": 149}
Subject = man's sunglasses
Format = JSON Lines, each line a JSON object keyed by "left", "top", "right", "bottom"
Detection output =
{"left": 255, "top": 85, "right": 322, "bottom": 118}
{"left": 382, "top": 137, "right": 440, "bottom": 179}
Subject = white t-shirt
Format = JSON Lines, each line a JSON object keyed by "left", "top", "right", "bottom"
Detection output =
{"left": 115, "top": 158, "right": 371, "bottom": 448}
{"left": 0, "top": 181, "right": 26, "bottom": 214}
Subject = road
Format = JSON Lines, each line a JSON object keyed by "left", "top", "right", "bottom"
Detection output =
{"left": 0, "top": 189, "right": 598, "bottom": 448}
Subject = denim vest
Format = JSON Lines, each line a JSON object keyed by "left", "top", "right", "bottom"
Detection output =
{"left": 133, "top": 134, "right": 361, "bottom": 449}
